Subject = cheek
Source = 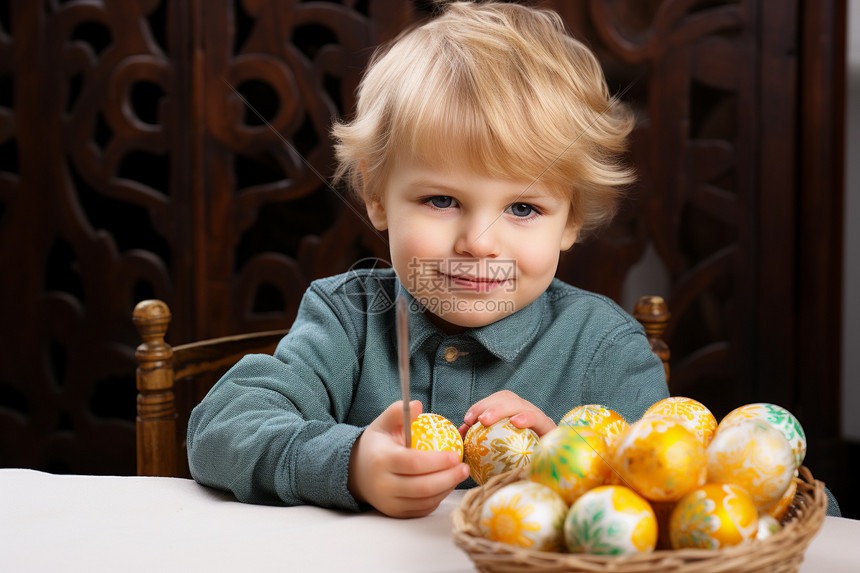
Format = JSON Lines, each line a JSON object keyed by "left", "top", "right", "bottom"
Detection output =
{"left": 512, "top": 236, "right": 562, "bottom": 279}
{"left": 388, "top": 221, "right": 441, "bottom": 274}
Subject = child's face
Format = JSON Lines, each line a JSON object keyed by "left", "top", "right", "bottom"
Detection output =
{"left": 365, "top": 157, "right": 580, "bottom": 332}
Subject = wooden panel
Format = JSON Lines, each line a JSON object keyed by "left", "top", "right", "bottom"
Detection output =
{"left": 0, "top": 0, "right": 194, "bottom": 474}
{"left": 193, "top": 0, "right": 401, "bottom": 336}
{"left": 543, "top": 0, "right": 759, "bottom": 420}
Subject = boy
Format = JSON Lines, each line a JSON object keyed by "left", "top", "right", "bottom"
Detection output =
{"left": 187, "top": 1, "right": 669, "bottom": 518}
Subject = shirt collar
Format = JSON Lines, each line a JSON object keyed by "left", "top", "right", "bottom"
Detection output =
{"left": 394, "top": 278, "right": 544, "bottom": 361}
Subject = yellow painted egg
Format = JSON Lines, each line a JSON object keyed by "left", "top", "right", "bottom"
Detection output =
{"left": 410, "top": 413, "right": 463, "bottom": 459}
{"left": 479, "top": 481, "right": 568, "bottom": 551}
{"left": 756, "top": 513, "right": 782, "bottom": 540}
{"left": 764, "top": 476, "right": 798, "bottom": 521}
{"left": 528, "top": 426, "right": 612, "bottom": 505}
{"left": 706, "top": 419, "right": 794, "bottom": 510}
{"left": 670, "top": 483, "right": 759, "bottom": 549}
{"left": 610, "top": 417, "right": 707, "bottom": 502}
{"left": 643, "top": 396, "right": 717, "bottom": 447}
{"left": 464, "top": 418, "right": 540, "bottom": 485}
{"left": 563, "top": 485, "right": 657, "bottom": 555}
{"left": 559, "top": 404, "right": 629, "bottom": 448}
{"left": 719, "top": 403, "right": 807, "bottom": 470}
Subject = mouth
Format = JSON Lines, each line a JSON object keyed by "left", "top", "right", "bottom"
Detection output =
{"left": 443, "top": 273, "right": 512, "bottom": 292}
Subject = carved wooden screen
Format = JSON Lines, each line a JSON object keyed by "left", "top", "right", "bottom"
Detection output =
{"left": 0, "top": 0, "right": 846, "bottom": 507}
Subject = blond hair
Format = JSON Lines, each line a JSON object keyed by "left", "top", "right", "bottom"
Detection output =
{"left": 332, "top": 1, "right": 634, "bottom": 236}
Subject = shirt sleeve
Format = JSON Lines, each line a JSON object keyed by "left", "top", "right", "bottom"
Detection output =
{"left": 186, "top": 285, "right": 365, "bottom": 511}
{"left": 581, "top": 320, "right": 670, "bottom": 424}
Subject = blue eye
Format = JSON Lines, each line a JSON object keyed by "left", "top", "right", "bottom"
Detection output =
{"left": 428, "top": 196, "right": 455, "bottom": 209}
{"left": 508, "top": 203, "right": 537, "bottom": 217}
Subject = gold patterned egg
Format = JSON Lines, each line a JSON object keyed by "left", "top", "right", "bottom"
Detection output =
{"left": 464, "top": 418, "right": 539, "bottom": 485}
{"left": 611, "top": 417, "right": 707, "bottom": 502}
{"left": 559, "top": 404, "right": 629, "bottom": 448}
{"left": 670, "top": 483, "right": 759, "bottom": 549}
{"left": 410, "top": 413, "right": 463, "bottom": 459}
{"left": 643, "top": 396, "right": 717, "bottom": 447}
{"left": 480, "top": 481, "right": 568, "bottom": 551}
{"left": 719, "top": 403, "right": 807, "bottom": 470}
{"left": 528, "top": 426, "right": 612, "bottom": 505}
{"left": 706, "top": 419, "right": 794, "bottom": 510}
{"left": 564, "top": 485, "right": 657, "bottom": 555}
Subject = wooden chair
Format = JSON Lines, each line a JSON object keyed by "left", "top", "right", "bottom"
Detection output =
{"left": 133, "top": 296, "right": 670, "bottom": 477}
{"left": 133, "top": 300, "right": 288, "bottom": 477}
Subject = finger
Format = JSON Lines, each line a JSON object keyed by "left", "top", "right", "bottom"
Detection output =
{"left": 458, "top": 423, "right": 470, "bottom": 440}
{"left": 475, "top": 401, "right": 522, "bottom": 428}
{"left": 392, "top": 462, "right": 469, "bottom": 501}
{"left": 389, "top": 448, "right": 462, "bottom": 476}
{"left": 509, "top": 411, "right": 556, "bottom": 436}
{"left": 373, "top": 400, "right": 424, "bottom": 439}
{"left": 463, "top": 392, "right": 515, "bottom": 428}
{"left": 395, "top": 487, "right": 460, "bottom": 518}
{"left": 408, "top": 399, "right": 423, "bottom": 421}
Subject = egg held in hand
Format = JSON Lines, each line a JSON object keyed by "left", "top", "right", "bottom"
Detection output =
{"left": 564, "top": 485, "right": 658, "bottom": 556}
{"left": 464, "top": 418, "right": 539, "bottom": 485}
{"left": 528, "top": 426, "right": 612, "bottom": 505}
{"left": 411, "top": 413, "right": 463, "bottom": 459}
{"left": 610, "top": 417, "right": 707, "bottom": 502}
{"left": 669, "top": 483, "right": 759, "bottom": 549}
{"left": 479, "top": 481, "right": 568, "bottom": 552}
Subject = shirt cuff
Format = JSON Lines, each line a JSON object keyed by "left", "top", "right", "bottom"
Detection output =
{"left": 289, "top": 422, "right": 366, "bottom": 512}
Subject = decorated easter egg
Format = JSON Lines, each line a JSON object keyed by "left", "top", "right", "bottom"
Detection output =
{"left": 528, "top": 426, "right": 612, "bottom": 505}
{"left": 480, "top": 481, "right": 568, "bottom": 551}
{"left": 611, "top": 417, "right": 707, "bottom": 502}
{"left": 670, "top": 483, "right": 759, "bottom": 549}
{"left": 564, "top": 485, "right": 657, "bottom": 556}
{"left": 719, "top": 403, "right": 807, "bottom": 470}
{"left": 411, "top": 413, "right": 463, "bottom": 459}
{"left": 706, "top": 419, "right": 794, "bottom": 510}
{"left": 764, "top": 476, "right": 798, "bottom": 521}
{"left": 643, "top": 396, "right": 717, "bottom": 447}
{"left": 756, "top": 513, "right": 782, "bottom": 540}
{"left": 559, "top": 404, "right": 629, "bottom": 448}
{"left": 464, "top": 418, "right": 539, "bottom": 485}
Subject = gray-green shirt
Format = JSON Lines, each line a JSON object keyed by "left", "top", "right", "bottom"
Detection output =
{"left": 187, "top": 268, "right": 669, "bottom": 510}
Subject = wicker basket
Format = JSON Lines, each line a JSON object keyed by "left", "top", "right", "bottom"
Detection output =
{"left": 452, "top": 466, "right": 825, "bottom": 573}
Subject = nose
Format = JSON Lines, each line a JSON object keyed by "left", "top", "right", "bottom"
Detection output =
{"left": 453, "top": 215, "right": 501, "bottom": 258}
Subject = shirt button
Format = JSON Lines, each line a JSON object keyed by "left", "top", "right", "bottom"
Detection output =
{"left": 444, "top": 346, "right": 460, "bottom": 362}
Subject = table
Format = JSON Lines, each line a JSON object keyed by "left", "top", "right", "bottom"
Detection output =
{"left": 1, "top": 469, "right": 857, "bottom": 572}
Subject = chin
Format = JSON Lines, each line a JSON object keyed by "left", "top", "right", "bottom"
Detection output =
{"left": 432, "top": 311, "right": 510, "bottom": 332}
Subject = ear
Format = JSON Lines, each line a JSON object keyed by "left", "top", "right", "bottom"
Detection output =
{"left": 358, "top": 161, "right": 390, "bottom": 231}
{"left": 365, "top": 197, "right": 388, "bottom": 231}
{"left": 560, "top": 215, "right": 580, "bottom": 251}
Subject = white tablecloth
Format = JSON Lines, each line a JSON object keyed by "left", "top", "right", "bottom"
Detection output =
{"left": 1, "top": 469, "right": 857, "bottom": 572}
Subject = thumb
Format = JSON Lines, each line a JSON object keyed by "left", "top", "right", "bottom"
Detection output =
{"left": 408, "top": 399, "right": 424, "bottom": 422}
{"left": 375, "top": 399, "right": 424, "bottom": 431}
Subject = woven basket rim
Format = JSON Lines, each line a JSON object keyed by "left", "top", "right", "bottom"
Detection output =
{"left": 452, "top": 466, "right": 826, "bottom": 573}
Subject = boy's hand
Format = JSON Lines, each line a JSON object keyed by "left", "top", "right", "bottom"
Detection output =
{"left": 459, "top": 390, "right": 556, "bottom": 438}
{"left": 347, "top": 400, "right": 469, "bottom": 518}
